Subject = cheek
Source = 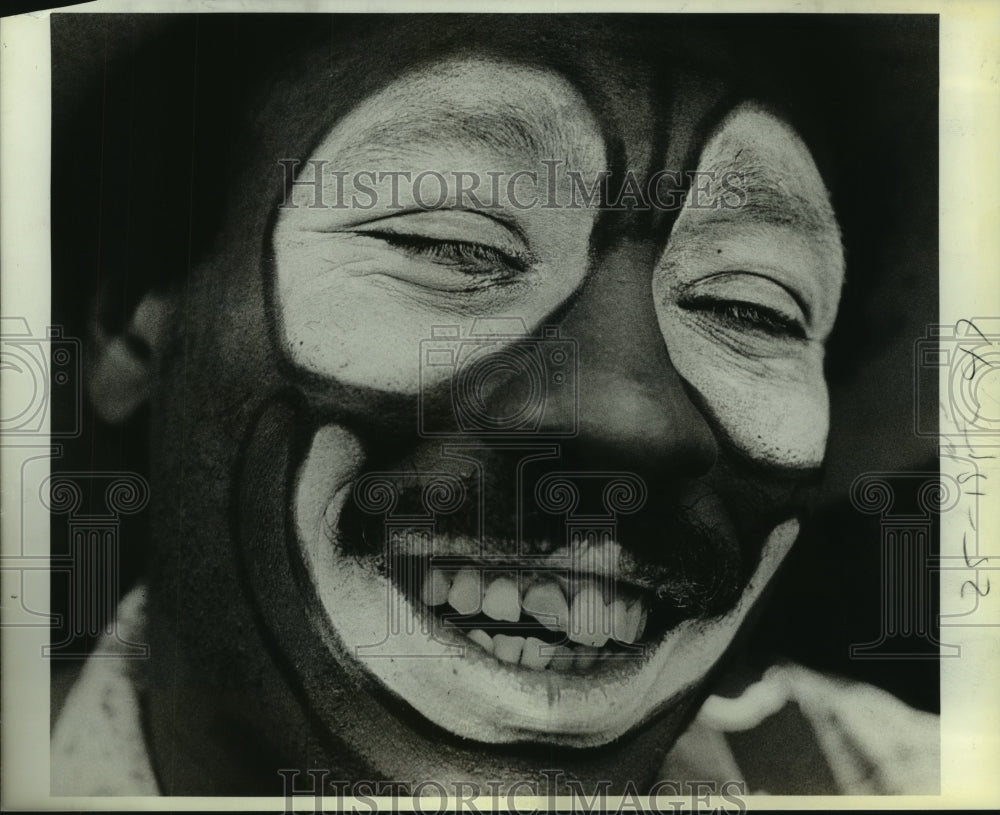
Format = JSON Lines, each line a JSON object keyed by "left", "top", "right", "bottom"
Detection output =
{"left": 272, "top": 232, "right": 467, "bottom": 392}
{"left": 272, "top": 235, "right": 584, "bottom": 395}
{"left": 701, "top": 366, "right": 829, "bottom": 468}
{"left": 294, "top": 423, "right": 366, "bottom": 547}
{"left": 661, "top": 329, "right": 830, "bottom": 469}
{"left": 278, "top": 270, "right": 459, "bottom": 393}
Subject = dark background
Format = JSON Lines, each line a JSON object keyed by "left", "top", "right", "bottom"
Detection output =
{"left": 49, "top": 14, "right": 940, "bottom": 715}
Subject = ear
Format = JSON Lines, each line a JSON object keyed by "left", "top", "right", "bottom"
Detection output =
{"left": 87, "top": 291, "right": 176, "bottom": 423}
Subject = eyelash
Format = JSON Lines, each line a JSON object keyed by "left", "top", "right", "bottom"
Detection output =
{"left": 357, "top": 231, "right": 529, "bottom": 278}
{"left": 357, "top": 231, "right": 807, "bottom": 340}
{"left": 684, "top": 296, "right": 807, "bottom": 340}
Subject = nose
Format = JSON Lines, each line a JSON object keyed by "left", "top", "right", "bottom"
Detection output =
{"left": 528, "top": 239, "right": 717, "bottom": 475}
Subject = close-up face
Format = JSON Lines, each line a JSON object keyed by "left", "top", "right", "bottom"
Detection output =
{"left": 135, "top": 26, "right": 845, "bottom": 794}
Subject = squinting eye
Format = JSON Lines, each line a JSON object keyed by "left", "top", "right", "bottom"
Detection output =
{"left": 671, "top": 270, "right": 811, "bottom": 343}
{"left": 355, "top": 230, "right": 531, "bottom": 280}
{"left": 681, "top": 295, "right": 807, "bottom": 340}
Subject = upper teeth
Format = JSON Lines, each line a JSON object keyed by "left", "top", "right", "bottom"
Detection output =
{"left": 421, "top": 567, "right": 647, "bottom": 646}
{"left": 422, "top": 569, "right": 452, "bottom": 606}
{"left": 482, "top": 576, "right": 520, "bottom": 622}
{"left": 522, "top": 582, "right": 569, "bottom": 631}
{"left": 570, "top": 583, "right": 610, "bottom": 647}
{"left": 445, "top": 568, "right": 481, "bottom": 615}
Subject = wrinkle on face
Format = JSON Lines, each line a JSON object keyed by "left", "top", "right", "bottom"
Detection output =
{"left": 265, "top": 62, "right": 844, "bottom": 773}
{"left": 655, "top": 103, "right": 845, "bottom": 471}
{"left": 273, "top": 57, "right": 607, "bottom": 394}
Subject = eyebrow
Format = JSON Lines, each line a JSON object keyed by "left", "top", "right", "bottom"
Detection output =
{"left": 696, "top": 157, "right": 843, "bottom": 244}
{"left": 340, "top": 101, "right": 595, "bottom": 168}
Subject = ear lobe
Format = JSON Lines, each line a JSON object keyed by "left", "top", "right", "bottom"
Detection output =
{"left": 88, "top": 292, "right": 175, "bottom": 423}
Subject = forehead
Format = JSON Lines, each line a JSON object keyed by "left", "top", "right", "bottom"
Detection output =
{"left": 308, "top": 57, "right": 607, "bottom": 173}
{"left": 286, "top": 54, "right": 838, "bottom": 238}
{"left": 271, "top": 54, "right": 844, "bottom": 403}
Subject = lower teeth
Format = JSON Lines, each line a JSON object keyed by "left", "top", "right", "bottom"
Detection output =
{"left": 440, "top": 618, "right": 644, "bottom": 674}
{"left": 384, "top": 556, "right": 658, "bottom": 672}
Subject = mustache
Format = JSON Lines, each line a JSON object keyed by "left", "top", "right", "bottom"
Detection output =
{"left": 300, "top": 382, "right": 822, "bottom": 622}
{"left": 333, "top": 460, "right": 757, "bottom": 620}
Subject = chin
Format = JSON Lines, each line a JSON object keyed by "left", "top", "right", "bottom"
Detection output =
{"left": 291, "top": 423, "right": 801, "bottom": 756}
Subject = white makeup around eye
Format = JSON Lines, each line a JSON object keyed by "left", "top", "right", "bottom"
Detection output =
{"left": 654, "top": 104, "right": 845, "bottom": 469}
{"left": 676, "top": 270, "right": 809, "bottom": 339}
{"left": 271, "top": 58, "right": 606, "bottom": 394}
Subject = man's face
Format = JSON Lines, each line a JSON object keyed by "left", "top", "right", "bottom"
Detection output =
{"left": 147, "top": 52, "right": 843, "bottom": 790}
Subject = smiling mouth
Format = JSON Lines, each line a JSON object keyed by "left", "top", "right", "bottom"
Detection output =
{"left": 292, "top": 424, "right": 800, "bottom": 748}
{"left": 386, "top": 555, "right": 695, "bottom": 674}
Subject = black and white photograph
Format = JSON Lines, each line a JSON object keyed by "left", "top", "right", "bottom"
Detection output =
{"left": 1, "top": 1, "right": 998, "bottom": 810}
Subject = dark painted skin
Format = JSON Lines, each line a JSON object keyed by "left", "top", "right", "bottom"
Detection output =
{"left": 93, "top": 18, "right": 841, "bottom": 794}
